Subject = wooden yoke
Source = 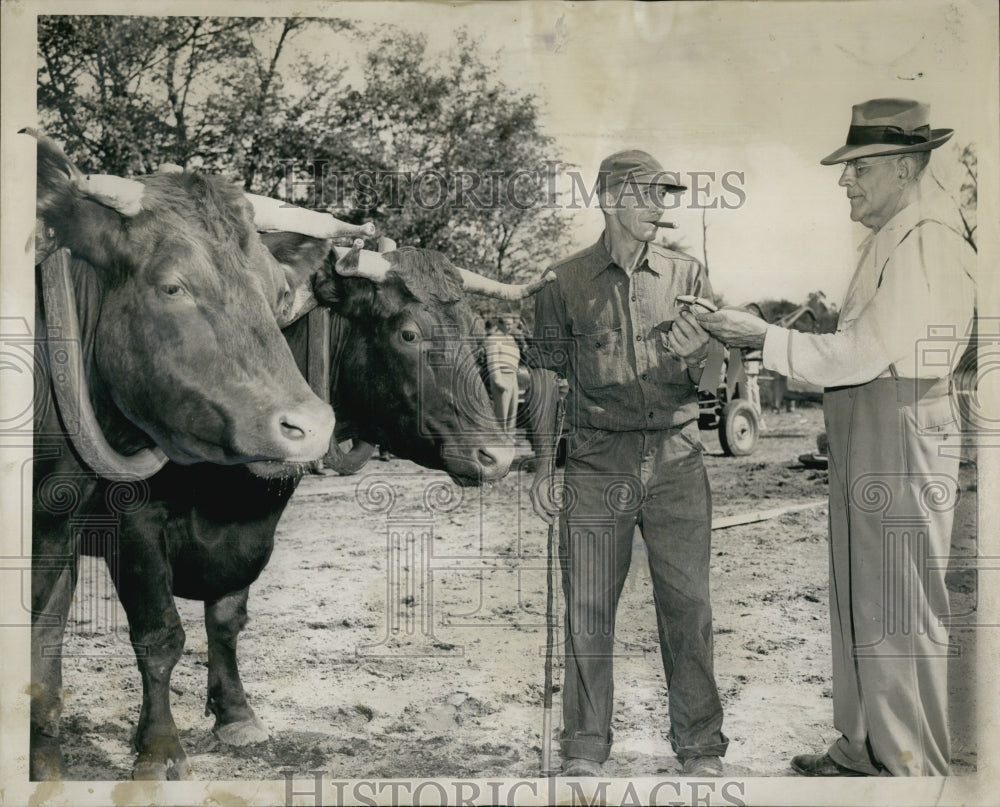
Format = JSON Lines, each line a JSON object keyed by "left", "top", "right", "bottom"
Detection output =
{"left": 306, "top": 308, "right": 331, "bottom": 403}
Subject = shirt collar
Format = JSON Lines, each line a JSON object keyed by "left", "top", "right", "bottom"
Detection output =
{"left": 877, "top": 199, "right": 922, "bottom": 241}
{"left": 586, "top": 234, "right": 660, "bottom": 279}
{"left": 857, "top": 198, "right": 922, "bottom": 255}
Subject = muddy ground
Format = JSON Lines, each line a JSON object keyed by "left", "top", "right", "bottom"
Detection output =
{"left": 59, "top": 405, "right": 978, "bottom": 780}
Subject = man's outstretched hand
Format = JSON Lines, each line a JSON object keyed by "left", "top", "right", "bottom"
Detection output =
{"left": 695, "top": 309, "right": 768, "bottom": 350}
{"left": 667, "top": 310, "right": 711, "bottom": 367}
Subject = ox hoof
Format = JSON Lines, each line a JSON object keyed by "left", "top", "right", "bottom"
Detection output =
{"left": 132, "top": 755, "right": 192, "bottom": 781}
{"left": 213, "top": 715, "right": 269, "bottom": 746}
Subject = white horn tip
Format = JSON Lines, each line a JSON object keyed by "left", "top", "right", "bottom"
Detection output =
{"left": 360, "top": 222, "right": 376, "bottom": 237}
{"left": 82, "top": 175, "right": 145, "bottom": 216}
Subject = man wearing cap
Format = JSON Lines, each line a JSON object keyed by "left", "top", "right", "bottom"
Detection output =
{"left": 531, "top": 150, "right": 728, "bottom": 777}
{"left": 697, "top": 99, "right": 976, "bottom": 776}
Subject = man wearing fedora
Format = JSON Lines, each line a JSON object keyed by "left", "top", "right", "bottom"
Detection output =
{"left": 531, "top": 150, "right": 728, "bottom": 777}
{"left": 696, "top": 98, "right": 976, "bottom": 776}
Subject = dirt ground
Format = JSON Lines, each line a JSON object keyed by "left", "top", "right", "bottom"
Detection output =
{"left": 59, "top": 405, "right": 979, "bottom": 780}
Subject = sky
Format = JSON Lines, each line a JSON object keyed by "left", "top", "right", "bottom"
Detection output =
{"left": 288, "top": 0, "right": 997, "bottom": 307}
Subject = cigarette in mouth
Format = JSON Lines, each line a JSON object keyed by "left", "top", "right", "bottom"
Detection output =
{"left": 654, "top": 221, "right": 677, "bottom": 229}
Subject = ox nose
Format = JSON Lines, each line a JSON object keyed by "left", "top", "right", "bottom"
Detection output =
{"left": 270, "top": 402, "right": 335, "bottom": 462}
{"left": 477, "top": 443, "right": 515, "bottom": 479}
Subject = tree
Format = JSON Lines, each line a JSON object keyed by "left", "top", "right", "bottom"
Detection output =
{"left": 954, "top": 144, "right": 977, "bottom": 253}
{"left": 38, "top": 17, "right": 570, "bottom": 294}
{"left": 38, "top": 16, "right": 267, "bottom": 174}
{"left": 326, "top": 28, "right": 571, "bottom": 287}
{"left": 929, "top": 141, "right": 977, "bottom": 253}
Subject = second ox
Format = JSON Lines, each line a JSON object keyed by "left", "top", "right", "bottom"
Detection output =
{"left": 270, "top": 233, "right": 560, "bottom": 485}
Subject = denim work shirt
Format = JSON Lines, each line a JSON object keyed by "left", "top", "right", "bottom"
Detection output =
{"left": 532, "top": 235, "right": 713, "bottom": 431}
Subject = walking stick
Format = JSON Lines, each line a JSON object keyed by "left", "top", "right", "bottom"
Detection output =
{"left": 540, "top": 382, "right": 566, "bottom": 777}
{"left": 541, "top": 516, "right": 557, "bottom": 775}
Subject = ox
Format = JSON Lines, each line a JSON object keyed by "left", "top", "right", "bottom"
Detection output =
{"left": 31, "top": 145, "right": 552, "bottom": 779}
{"left": 29, "top": 132, "right": 340, "bottom": 780}
{"left": 272, "top": 235, "right": 551, "bottom": 484}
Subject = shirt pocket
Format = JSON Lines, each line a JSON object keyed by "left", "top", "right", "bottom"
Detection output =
{"left": 648, "top": 328, "right": 689, "bottom": 387}
{"left": 572, "top": 324, "right": 629, "bottom": 390}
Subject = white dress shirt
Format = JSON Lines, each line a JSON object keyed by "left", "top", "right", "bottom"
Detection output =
{"left": 762, "top": 191, "right": 976, "bottom": 387}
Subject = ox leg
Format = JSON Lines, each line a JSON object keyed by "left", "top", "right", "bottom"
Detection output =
{"left": 205, "top": 587, "right": 268, "bottom": 745}
{"left": 30, "top": 557, "right": 78, "bottom": 780}
{"left": 107, "top": 541, "right": 191, "bottom": 781}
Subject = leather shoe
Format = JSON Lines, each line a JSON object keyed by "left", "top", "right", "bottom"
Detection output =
{"left": 791, "top": 752, "right": 869, "bottom": 777}
{"left": 561, "top": 757, "right": 603, "bottom": 777}
{"left": 681, "top": 755, "right": 723, "bottom": 776}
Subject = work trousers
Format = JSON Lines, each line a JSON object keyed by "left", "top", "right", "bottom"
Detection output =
{"left": 558, "top": 420, "right": 728, "bottom": 764}
{"left": 823, "top": 377, "right": 959, "bottom": 776}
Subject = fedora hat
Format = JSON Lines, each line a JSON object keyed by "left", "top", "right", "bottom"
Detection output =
{"left": 820, "top": 98, "right": 953, "bottom": 165}
{"left": 598, "top": 149, "right": 687, "bottom": 193}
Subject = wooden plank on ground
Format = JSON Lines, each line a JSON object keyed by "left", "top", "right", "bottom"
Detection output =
{"left": 713, "top": 500, "right": 826, "bottom": 530}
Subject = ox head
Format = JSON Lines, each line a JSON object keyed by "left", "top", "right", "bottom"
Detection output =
{"left": 331, "top": 245, "right": 513, "bottom": 485}
{"left": 29, "top": 130, "right": 335, "bottom": 476}
{"left": 265, "top": 234, "right": 550, "bottom": 486}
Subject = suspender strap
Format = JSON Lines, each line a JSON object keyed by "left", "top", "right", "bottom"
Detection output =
{"left": 876, "top": 217, "right": 968, "bottom": 382}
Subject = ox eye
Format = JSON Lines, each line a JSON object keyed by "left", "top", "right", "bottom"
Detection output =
{"left": 400, "top": 329, "right": 419, "bottom": 343}
{"left": 159, "top": 283, "right": 186, "bottom": 297}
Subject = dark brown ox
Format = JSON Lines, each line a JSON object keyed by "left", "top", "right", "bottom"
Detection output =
{"left": 282, "top": 237, "right": 536, "bottom": 485}
{"left": 29, "top": 133, "right": 337, "bottom": 780}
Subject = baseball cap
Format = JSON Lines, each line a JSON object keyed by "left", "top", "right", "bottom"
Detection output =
{"left": 598, "top": 149, "right": 687, "bottom": 193}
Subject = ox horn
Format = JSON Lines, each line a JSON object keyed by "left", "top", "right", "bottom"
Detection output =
{"left": 40, "top": 249, "right": 169, "bottom": 480}
{"left": 332, "top": 240, "right": 392, "bottom": 282}
{"left": 76, "top": 174, "right": 145, "bottom": 216}
{"left": 246, "top": 194, "right": 376, "bottom": 240}
{"left": 22, "top": 127, "right": 146, "bottom": 216}
{"left": 333, "top": 240, "right": 555, "bottom": 299}
{"left": 452, "top": 267, "right": 555, "bottom": 300}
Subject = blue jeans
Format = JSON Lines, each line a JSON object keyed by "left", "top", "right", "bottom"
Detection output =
{"left": 559, "top": 421, "right": 728, "bottom": 764}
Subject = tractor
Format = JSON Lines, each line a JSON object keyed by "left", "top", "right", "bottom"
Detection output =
{"left": 697, "top": 302, "right": 820, "bottom": 456}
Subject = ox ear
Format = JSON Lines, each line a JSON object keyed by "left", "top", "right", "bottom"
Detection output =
{"left": 259, "top": 232, "right": 333, "bottom": 327}
{"left": 24, "top": 129, "right": 145, "bottom": 217}
{"left": 26, "top": 128, "right": 86, "bottom": 219}
{"left": 25, "top": 129, "right": 138, "bottom": 271}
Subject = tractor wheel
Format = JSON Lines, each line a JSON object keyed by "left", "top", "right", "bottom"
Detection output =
{"left": 719, "top": 399, "right": 759, "bottom": 456}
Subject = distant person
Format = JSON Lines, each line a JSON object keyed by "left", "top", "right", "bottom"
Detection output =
{"left": 533, "top": 149, "right": 727, "bottom": 778}
{"left": 697, "top": 99, "right": 976, "bottom": 776}
{"left": 484, "top": 319, "right": 521, "bottom": 434}
{"left": 741, "top": 347, "right": 764, "bottom": 424}
{"left": 507, "top": 316, "right": 530, "bottom": 356}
